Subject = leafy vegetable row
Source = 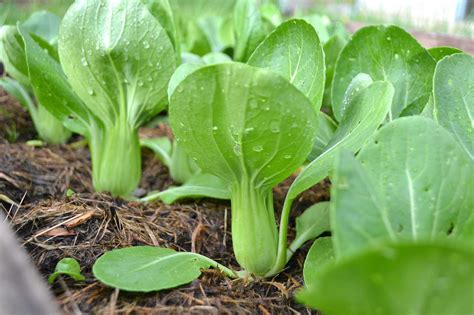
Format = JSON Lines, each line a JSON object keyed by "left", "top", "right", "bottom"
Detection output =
{"left": 1, "top": 0, "right": 473, "bottom": 313}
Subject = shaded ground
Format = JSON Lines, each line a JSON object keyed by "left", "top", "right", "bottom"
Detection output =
{"left": 0, "top": 93, "right": 329, "bottom": 314}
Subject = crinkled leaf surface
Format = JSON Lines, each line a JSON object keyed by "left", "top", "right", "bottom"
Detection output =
{"left": 428, "top": 46, "right": 463, "bottom": 62}
{"left": 59, "top": 0, "right": 176, "bottom": 128}
{"left": 48, "top": 258, "right": 85, "bottom": 283}
{"left": 286, "top": 79, "right": 393, "bottom": 202}
{"left": 433, "top": 53, "right": 474, "bottom": 160}
{"left": 332, "top": 25, "right": 436, "bottom": 121}
{"left": 331, "top": 117, "right": 473, "bottom": 257}
{"left": 303, "top": 236, "right": 334, "bottom": 284}
{"left": 93, "top": 247, "right": 213, "bottom": 292}
{"left": 298, "top": 242, "right": 474, "bottom": 315}
{"left": 169, "top": 63, "right": 318, "bottom": 189}
{"left": 248, "top": 19, "right": 325, "bottom": 108}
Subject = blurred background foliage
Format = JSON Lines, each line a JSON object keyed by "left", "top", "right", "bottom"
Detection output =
{"left": 1, "top": 0, "right": 473, "bottom": 38}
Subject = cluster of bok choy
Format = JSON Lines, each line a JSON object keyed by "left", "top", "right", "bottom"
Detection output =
{"left": 0, "top": 0, "right": 472, "bottom": 313}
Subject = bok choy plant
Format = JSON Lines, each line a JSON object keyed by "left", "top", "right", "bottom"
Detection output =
{"left": 92, "top": 19, "right": 396, "bottom": 292}
{"left": 0, "top": 22, "right": 71, "bottom": 144}
{"left": 15, "top": 0, "right": 177, "bottom": 196}
{"left": 298, "top": 117, "right": 474, "bottom": 314}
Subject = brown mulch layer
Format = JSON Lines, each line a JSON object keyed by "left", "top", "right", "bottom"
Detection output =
{"left": 1, "top": 93, "right": 329, "bottom": 314}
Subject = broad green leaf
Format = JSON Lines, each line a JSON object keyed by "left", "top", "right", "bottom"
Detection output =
{"left": 298, "top": 242, "right": 474, "bottom": 315}
{"left": 428, "top": 46, "right": 463, "bottom": 62}
{"left": 322, "top": 35, "right": 347, "bottom": 109}
{"left": 59, "top": 0, "right": 176, "bottom": 128}
{"left": 433, "top": 53, "right": 474, "bottom": 160}
{"left": 259, "top": 3, "right": 282, "bottom": 27}
{"left": 141, "top": 173, "right": 230, "bottom": 204}
{"left": 331, "top": 117, "right": 473, "bottom": 257}
{"left": 286, "top": 80, "right": 393, "bottom": 203}
{"left": 48, "top": 258, "right": 85, "bottom": 283}
{"left": 303, "top": 236, "right": 334, "bottom": 284}
{"left": 288, "top": 202, "right": 330, "bottom": 257}
{"left": 248, "top": 19, "right": 325, "bottom": 108}
{"left": 142, "top": 0, "right": 179, "bottom": 57}
{"left": 93, "top": 246, "right": 220, "bottom": 292}
{"left": 169, "top": 63, "right": 318, "bottom": 189}
{"left": 233, "top": 0, "right": 271, "bottom": 62}
{"left": 19, "top": 27, "right": 91, "bottom": 136}
{"left": 0, "top": 25, "right": 30, "bottom": 86}
{"left": 301, "top": 14, "right": 331, "bottom": 43}
{"left": 22, "top": 11, "right": 61, "bottom": 44}
{"left": 308, "top": 112, "right": 337, "bottom": 161}
{"left": 332, "top": 25, "right": 436, "bottom": 121}
{"left": 140, "top": 137, "right": 172, "bottom": 167}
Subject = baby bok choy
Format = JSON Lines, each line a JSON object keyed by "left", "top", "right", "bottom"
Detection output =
{"left": 298, "top": 117, "right": 474, "bottom": 314}
{"left": 0, "top": 25, "right": 71, "bottom": 144}
{"left": 16, "top": 0, "right": 177, "bottom": 197}
{"left": 92, "top": 19, "right": 394, "bottom": 292}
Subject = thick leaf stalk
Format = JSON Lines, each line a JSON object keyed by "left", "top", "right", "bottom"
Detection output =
{"left": 90, "top": 121, "right": 141, "bottom": 197}
{"left": 231, "top": 180, "right": 278, "bottom": 276}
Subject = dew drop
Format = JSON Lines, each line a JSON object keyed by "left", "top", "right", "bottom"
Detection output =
{"left": 253, "top": 145, "right": 263, "bottom": 152}
{"left": 137, "top": 80, "right": 144, "bottom": 87}
{"left": 81, "top": 57, "right": 88, "bottom": 67}
{"left": 270, "top": 121, "right": 280, "bottom": 133}
{"left": 284, "top": 154, "right": 292, "bottom": 159}
{"left": 143, "top": 41, "right": 150, "bottom": 49}
{"left": 212, "top": 126, "right": 218, "bottom": 131}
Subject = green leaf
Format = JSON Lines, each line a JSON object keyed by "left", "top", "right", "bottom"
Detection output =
{"left": 259, "top": 3, "right": 282, "bottom": 27}
{"left": 331, "top": 117, "right": 473, "bottom": 257}
{"left": 0, "top": 77, "right": 35, "bottom": 113}
{"left": 332, "top": 25, "right": 436, "bottom": 121}
{"left": 301, "top": 14, "right": 331, "bottom": 43}
{"left": 142, "top": 0, "right": 179, "bottom": 58}
{"left": 141, "top": 173, "right": 230, "bottom": 204}
{"left": 48, "top": 258, "right": 85, "bottom": 284}
{"left": 0, "top": 25, "right": 30, "bottom": 86}
{"left": 399, "top": 94, "right": 431, "bottom": 117}
{"left": 288, "top": 202, "right": 330, "bottom": 257}
{"left": 22, "top": 11, "right": 61, "bottom": 44}
{"left": 233, "top": 0, "right": 271, "bottom": 62}
{"left": 169, "top": 62, "right": 318, "bottom": 189}
{"left": 59, "top": 0, "right": 177, "bottom": 129}
{"left": 18, "top": 26, "right": 91, "bottom": 136}
{"left": 141, "top": 137, "right": 172, "bottom": 168}
{"left": 297, "top": 242, "right": 474, "bottom": 315}
{"left": 286, "top": 79, "right": 393, "bottom": 203}
{"left": 433, "top": 53, "right": 474, "bottom": 160}
{"left": 308, "top": 112, "right": 337, "bottom": 161}
{"left": 93, "top": 246, "right": 226, "bottom": 292}
{"left": 428, "top": 46, "right": 463, "bottom": 62}
{"left": 322, "top": 35, "right": 347, "bottom": 109}
{"left": 248, "top": 19, "right": 325, "bottom": 108}
{"left": 303, "top": 236, "right": 334, "bottom": 284}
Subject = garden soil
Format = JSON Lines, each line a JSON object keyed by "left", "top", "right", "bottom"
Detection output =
{"left": 0, "top": 90, "right": 329, "bottom": 314}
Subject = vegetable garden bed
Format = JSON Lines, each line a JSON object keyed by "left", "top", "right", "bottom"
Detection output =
{"left": 0, "top": 94, "right": 330, "bottom": 313}
{"left": 1, "top": 0, "right": 473, "bottom": 314}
